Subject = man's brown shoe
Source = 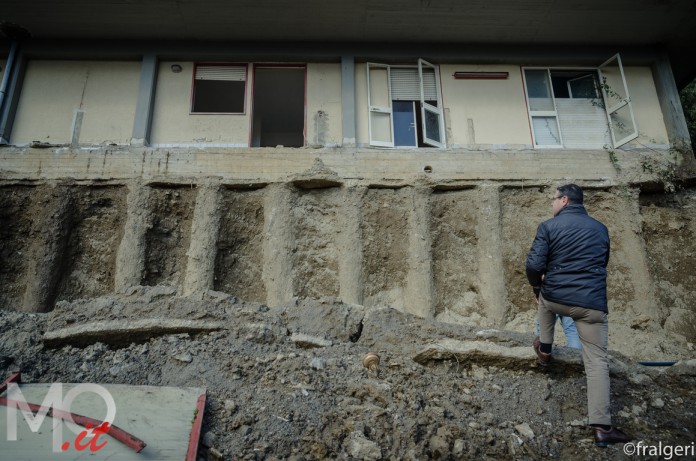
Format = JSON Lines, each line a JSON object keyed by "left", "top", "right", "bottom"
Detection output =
{"left": 593, "top": 426, "right": 632, "bottom": 447}
{"left": 533, "top": 336, "right": 552, "bottom": 366}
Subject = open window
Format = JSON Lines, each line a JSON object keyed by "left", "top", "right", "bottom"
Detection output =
{"left": 192, "top": 64, "right": 247, "bottom": 114}
{"left": 367, "top": 59, "right": 446, "bottom": 148}
{"left": 598, "top": 54, "right": 638, "bottom": 147}
{"left": 522, "top": 53, "right": 638, "bottom": 149}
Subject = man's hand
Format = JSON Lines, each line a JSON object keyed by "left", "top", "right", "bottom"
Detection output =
{"left": 533, "top": 286, "right": 541, "bottom": 302}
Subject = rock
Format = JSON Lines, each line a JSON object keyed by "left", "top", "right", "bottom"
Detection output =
{"left": 665, "top": 359, "right": 696, "bottom": 376}
{"left": 224, "top": 399, "right": 237, "bottom": 415}
{"left": 208, "top": 447, "right": 223, "bottom": 461}
{"left": 429, "top": 434, "right": 450, "bottom": 458}
{"left": 629, "top": 373, "right": 653, "bottom": 385}
{"left": 346, "top": 432, "right": 381, "bottom": 460}
{"left": 290, "top": 333, "right": 333, "bottom": 348}
{"left": 108, "top": 366, "right": 120, "bottom": 376}
{"left": 202, "top": 431, "right": 217, "bottom": 447}
{"left": 632, "top": 405, "right": 644, "bottom": 415}
{"left": 174, "top": 352, "right": 193, "bottom": 363}
{"left": 453, "top": 439, "right": 465, "bottom": 455}
{"left": 310, "top": 357, "right": 327, "bottom": 370}
{"left": 651, "top": 397, "right": 665, "bottom": 408}
{"left": 515, "top": 423, "right": 535, "bottom": 440}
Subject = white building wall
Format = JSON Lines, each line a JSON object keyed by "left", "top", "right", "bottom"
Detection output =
{"left": 4, "top": 59, "right": 671, "bottom": 150}
{"left": 150, "top": 62, "right": 252, "bottom": 147}
{"left": 306, "top": 63, "right": 342, "bottom": 147}
{"left": 624, "top": 66, "right": 669, "bottom": 146}
{"left": 11, "top": 61, "right": 139, "bottom": 145}
{"left": 440, "top": 64, "right": 532, "bottom": 147}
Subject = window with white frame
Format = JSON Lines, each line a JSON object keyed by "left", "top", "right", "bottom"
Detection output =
{"left": 522, "top": 54, "right": 638, "bottom": 149}
{"left": 192, "top": 64, "right": 247, "bottom": 114}
{"left": 367, "top": 59, "right": 445, "bottom": 148}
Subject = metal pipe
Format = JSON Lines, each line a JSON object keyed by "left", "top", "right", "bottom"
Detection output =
{"left": 0, "top": 40, "right": 19, "bottom": 115}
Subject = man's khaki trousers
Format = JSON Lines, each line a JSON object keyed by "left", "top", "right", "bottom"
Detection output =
{"left": 538, "top": 294, "right": 611, "bottom": 425}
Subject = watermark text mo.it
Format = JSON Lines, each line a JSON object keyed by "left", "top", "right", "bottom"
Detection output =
{"left": 5, "top": 383, "right": 116, "bottom": 453}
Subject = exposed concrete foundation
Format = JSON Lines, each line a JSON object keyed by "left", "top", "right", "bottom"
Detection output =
{"left": 1, "top": 146, "right": 695, "bottom": 359}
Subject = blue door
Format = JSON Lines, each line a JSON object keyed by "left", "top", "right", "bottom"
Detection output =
{"left": 393, "top": 101, "right": 417, "bottom": 147}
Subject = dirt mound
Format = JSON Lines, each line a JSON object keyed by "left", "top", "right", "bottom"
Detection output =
{"left": 2, "top": 288, "right": 695, "bottom": 460}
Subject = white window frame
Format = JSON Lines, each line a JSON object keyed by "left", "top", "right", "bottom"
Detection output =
{"left": 598, "top": 54, "right": 639, "bottom": 147}
{"left": 522, "top": 53, "right": 638, "bottom": 149}
{"left": 522, "top": 68, "right": 564, "bottom": 148}
{"left": 418, "top": 59, "right": 445, "bottom": 148}
{"left": 367, "top": 59, "right": 446, "bottom": 148}
{"left": 366, "top": 62, "right": 395, "bottom": 148}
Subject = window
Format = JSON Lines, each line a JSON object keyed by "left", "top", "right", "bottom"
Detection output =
{"left": 522, "top": 54, "right": 638, "bottom": 149}
{"left": 367, "top": 59, "right": 445, "bottom": 148}
{"left": 192, "top": 64, "right": 247, "bottom": 114}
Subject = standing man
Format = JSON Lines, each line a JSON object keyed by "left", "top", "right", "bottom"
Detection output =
{"left": 526, "top": 184, "right": 632, "bottom": 447}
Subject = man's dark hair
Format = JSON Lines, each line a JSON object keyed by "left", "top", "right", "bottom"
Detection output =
{"left": 556, "top": 184, "right": 583, "bottom": 204}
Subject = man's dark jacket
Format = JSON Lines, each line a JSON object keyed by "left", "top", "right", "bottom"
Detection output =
{"left": 526, "top": 204, "right": 610, "bottom": 312}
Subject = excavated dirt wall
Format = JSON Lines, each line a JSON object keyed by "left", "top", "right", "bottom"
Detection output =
{"left": 214, "top": 187, "right": 266, "bottom": 303}
{"left": 0, "top": 180, "right": 694, "bottom": 359}
{"left": 430, "top": 189, "right": 481, "bottom": 320}
{"left": 143, "top": 185, "right": 196, "bottom": 287}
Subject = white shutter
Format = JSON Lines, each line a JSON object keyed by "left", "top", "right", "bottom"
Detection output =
{"left": 195, "top": 65, "right": 247, "bottom": 81}
{"left": 556, "top": 100, "right": 611, "bottom": 149}
{"left": 390, "top": 68, "right": 437, "bottom": 101}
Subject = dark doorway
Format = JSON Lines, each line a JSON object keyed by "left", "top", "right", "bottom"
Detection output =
{"left": 251, "top": 67, "right": 305, "bottom": 147}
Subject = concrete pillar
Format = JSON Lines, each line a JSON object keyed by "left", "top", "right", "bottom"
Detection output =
{"left": 262, "top": 183, "right": 295, "bottom": 307}
{"left": 614, "top": 189, "right": 661, "bottom": 320}
{"left": 338, "top": 185, "right": 365, "bottom": 305}
{"left": 21, "top": 186, "right": 74, "bottom": 313}
{"left": 183, "top": 182, "right": 222, "bottom": 296}
{"left": 405, "top": 187, "right": 434, "bottom": 319}
{"left": 131, "top": 53, "right": 158, "bottom": 147}
{"left": 0, "top": 43, "right": 27, "bottom": 145}
{"left": 651, "top": 53, "right": 693, "bottom": 155}
{"left": 341, "top": 55, "right": 356, "bottom": 147}
{"left": 477, "top": 184, "right": 507, "bottom": 325}
{"left": 114, "top": 181, "right": 150, "bottom": 291}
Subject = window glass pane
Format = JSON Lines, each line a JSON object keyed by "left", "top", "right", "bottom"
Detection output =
{"left": 609, "top": 104, "right": 637, "bottom": 143}
{"left": 525, "top": 69, "right": 554, "bottom": 111}
{"left": 568, "top": 74, "right": 599, "bottom": 99}
{"left": 532, "top": 116, "right": 561, "bottom": 145}
{"left": 192, "top": 80, "right": 245, "bottom": 113}
{"left": 369, "top": 67, "right": 390, "bottom": 107}
{"left": 370, "top": 112, "right": 393, "bottom": 144}
{"left": 424, "top": 108, "right": 441, "bottom": 143}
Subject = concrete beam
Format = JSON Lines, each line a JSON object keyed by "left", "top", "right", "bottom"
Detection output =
{"left": 338, "top": 186, "right": 365, "bottom": 305}
{"left": 183, "top": 182, "right": 222, "bottom": 296}
{"left": 115, "top": 182, "right": 151, "bottom": 291}
{"left": 262, "top": 184, "right": 295, "bottom": 307}
{"left": 17, "top": 39, "right": 663, "bottom": 66}
{"left": 405, "top": 187, "right": 435, "bottom": 319}
{"left": 477, "top": 184, "right": 507, "bottom": 325}
{"left": 651, "top": 54, "right": 694, "bottom": 156}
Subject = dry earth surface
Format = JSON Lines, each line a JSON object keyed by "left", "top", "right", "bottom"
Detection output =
{"left": 2, "top": 287, "right": 695, "bottom": 460}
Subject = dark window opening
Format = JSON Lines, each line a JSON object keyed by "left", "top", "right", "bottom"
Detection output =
{"left": 192, "top": 80, "right": 245, "bottom": 113}
{"left": 251, "top": 67, "right": 305, "bottom": 148}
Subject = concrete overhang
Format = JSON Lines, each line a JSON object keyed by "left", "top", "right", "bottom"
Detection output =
{"left": 1, "top": 0, "right": 696, "bottom": 85}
